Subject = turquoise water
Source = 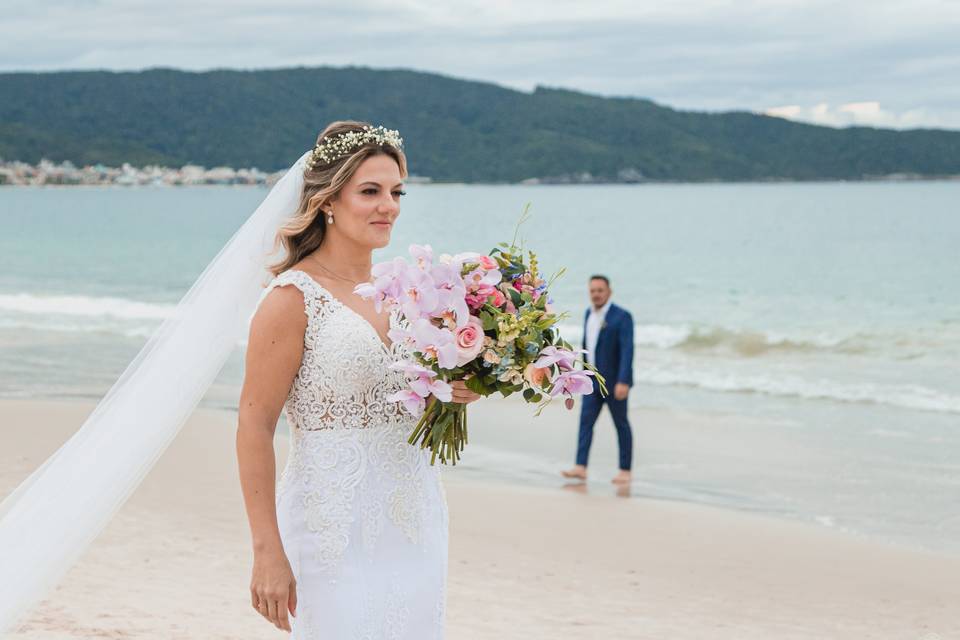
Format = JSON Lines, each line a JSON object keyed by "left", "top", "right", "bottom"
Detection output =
{"left": 1, "top": 181, "right": 958, "bottom": 553}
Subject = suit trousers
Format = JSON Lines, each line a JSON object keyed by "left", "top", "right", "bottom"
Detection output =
{"left": 576, "top": 386, "right": 633, "bottom": 471}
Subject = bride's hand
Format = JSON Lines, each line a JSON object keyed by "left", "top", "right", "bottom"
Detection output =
{"left": 250, "top": 547, "right": 297, "bottom": 632}
{"left": 449, "top": 379, "right": 481, "bottom": 404}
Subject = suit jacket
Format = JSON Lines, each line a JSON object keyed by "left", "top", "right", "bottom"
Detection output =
{"left": 582, "top": 302, "right": 634, "bottom": 388}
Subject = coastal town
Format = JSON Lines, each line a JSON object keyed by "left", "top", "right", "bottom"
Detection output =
{"left": 2, "top": 158, "right": 955, "bottom": 187}
{"left": 0, "top": 158, "right": 441, "bottom": 187}
{"left": 0, "top": 158, "right": 286, "bottom": 187}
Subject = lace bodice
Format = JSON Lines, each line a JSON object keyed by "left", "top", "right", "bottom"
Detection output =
{"left": 258, "top": 269, "right": 416, "bottom": 432}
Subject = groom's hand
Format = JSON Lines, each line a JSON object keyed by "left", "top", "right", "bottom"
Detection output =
{"left": 614, "top": 382, "right": 630, "bottom": 401}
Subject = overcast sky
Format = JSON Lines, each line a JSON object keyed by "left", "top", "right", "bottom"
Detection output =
{"left": 4, "top": 0, "right": 960, "bottom": 130}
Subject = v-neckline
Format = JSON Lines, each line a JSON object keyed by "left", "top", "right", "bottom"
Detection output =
{"left": 289, "top": 269, "right": 396, "bottom": 355}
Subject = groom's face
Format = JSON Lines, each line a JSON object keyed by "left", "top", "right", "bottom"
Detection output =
{"left": 589, "top": 278, "right": 611, "bottom": 308}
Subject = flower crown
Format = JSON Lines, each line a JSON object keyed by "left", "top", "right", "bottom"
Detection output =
{"left": 306, "top": 125, "right": 404, "bottom": 171}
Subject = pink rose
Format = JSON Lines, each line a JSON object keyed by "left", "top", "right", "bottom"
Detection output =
{"left": 478, "top": 255, "right": 498, "bottom": 270}
{"left": 488, "top": 288, "right": 506, "bottom": 308}
{"left": 455, "top": 316, "right": 485, "bottom": 366}
{"left": 523, "top": 363, "right": 549, "bottom": 389}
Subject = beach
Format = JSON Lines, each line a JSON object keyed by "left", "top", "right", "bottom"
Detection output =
{"left": 2, "top": 398, "right": 957, "bottom": 640}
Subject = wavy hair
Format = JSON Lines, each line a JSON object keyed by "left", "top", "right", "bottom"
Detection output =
{"left": 269, "top": 120, "right": 408, "bottom": 276}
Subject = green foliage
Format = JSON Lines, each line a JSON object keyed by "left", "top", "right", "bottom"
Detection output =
{"left": 2, "top": 67, "right": 958, "bottom": 180}
{"left": 479, "top": 308, "right": 498, "bottom": 331}
{"left": 464, "top": 374, "right": 490, "bottom": 396}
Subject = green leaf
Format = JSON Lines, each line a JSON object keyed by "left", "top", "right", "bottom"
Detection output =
{"left": 465, "top": 375, "right": 490, "bottom": 396}
{"left": 480, "top": 310, "right": 497, "bottom": 331}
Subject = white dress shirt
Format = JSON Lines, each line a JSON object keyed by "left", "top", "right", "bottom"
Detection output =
{"left": 585, "top": 300, "right": 611, "bottom": 366}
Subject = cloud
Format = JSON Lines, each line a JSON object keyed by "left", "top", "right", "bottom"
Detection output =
{"left": 763, "top": 101, "right": 960, "bottom": 129}
{"left": 1, "top": 0, "right": 958, "bottom": 129}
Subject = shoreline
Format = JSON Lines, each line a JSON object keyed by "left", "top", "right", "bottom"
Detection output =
{"left": 4, "top": 170, "right": 960, "bottom": 188}
{"left": 5, "top": 393, "right": 959, "bottom": 558}
{"left": 2, "top": 397, "right": 959, "bottom": 638}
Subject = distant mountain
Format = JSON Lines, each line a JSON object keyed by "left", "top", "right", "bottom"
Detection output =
{"left": 1, "top": 66, "right": 959, "bottom": 182}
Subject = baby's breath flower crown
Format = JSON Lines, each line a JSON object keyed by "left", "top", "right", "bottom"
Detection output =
{"left": 306, "top": 125, "right": 404, "bottom": 171}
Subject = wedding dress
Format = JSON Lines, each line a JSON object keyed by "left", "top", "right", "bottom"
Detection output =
{"left": 257, "top": 269, "right": 448, "bottom": 639}
{"left": 0, "top": 149, "right": 449, "bottom": 635}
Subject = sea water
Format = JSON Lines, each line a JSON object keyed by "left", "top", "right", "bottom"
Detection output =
{"left": 1, "top": 181, "right": 958, "bottom": 553}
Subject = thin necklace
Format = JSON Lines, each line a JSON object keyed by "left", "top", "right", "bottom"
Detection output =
{"left": 311, "top": 260, "right": 371, "bottom": 286}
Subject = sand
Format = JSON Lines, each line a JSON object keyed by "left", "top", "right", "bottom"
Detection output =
{"left": 1, "top": 398, "right": 957, "bottom": 639}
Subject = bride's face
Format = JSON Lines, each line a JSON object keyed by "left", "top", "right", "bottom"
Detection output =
{"left": 328, "top": 154, "right": 405, "bottom": 250}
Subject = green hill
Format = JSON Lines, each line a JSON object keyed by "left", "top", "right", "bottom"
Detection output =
{"left": 1, "top": 66, "right": 958, "bottom": 182}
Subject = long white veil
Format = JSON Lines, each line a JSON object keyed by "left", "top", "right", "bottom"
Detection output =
{"left": 0, "top": 150, "right": 310, "bottom": 633}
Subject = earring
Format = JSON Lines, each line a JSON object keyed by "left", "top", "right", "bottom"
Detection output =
{"left": 327, "top": 211, "right": 334, "bottom": 224}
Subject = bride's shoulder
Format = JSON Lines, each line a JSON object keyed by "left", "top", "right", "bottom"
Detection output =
{"left": 253, "top": 273, "right": 310, "bottom": 323}
{"left": 248, "top": 278, "right": 308, "bottom": 351}
{"left": 251, "top": 269, "right": 315, "bottom": 323}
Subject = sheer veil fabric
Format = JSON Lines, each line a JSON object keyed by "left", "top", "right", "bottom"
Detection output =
{"left": 0, "top": 151, "right": 311, "bottom": 633}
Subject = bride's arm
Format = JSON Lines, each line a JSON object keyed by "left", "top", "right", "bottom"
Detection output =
{"left": 236, "top": 284, "right": 307, "bottom": 632}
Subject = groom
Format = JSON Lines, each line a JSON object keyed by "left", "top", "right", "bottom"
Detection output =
{"left": 562, "top": 275, "right": 634, "bottom": 485}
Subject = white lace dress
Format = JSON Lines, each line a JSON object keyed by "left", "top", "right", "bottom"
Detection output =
{"left": 256, "top": 269, "right": 448, "bottom": 639}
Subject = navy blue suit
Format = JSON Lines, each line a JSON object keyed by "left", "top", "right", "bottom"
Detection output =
{"left": 576, "top": 302, "right": 634, "bottom": 471}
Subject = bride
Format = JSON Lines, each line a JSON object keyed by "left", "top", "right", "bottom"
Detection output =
{"left": 237, "top": 120, "right": 480, "bottom": 638}
{"left": 0, "top": 120, "right": 478, "bottom": 636}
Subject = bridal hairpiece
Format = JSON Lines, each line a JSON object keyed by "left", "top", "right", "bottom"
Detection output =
{"left": 306, "top": 125, "right": 403, "bottom": 171}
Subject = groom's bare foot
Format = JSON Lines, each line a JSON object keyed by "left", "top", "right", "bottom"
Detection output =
{"left": 561, "top": 465, "right": 587, "bottom": 480}
{"left": 611, "top": 470, "right": 632, "bottom": 485}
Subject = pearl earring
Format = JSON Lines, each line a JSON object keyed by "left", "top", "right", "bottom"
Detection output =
{"left": 327, "top": 211, "right": 334, "bottom": 224}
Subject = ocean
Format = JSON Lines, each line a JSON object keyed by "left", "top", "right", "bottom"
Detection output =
{"left": 1, "top": 180, "right": 958, "bottom": 554}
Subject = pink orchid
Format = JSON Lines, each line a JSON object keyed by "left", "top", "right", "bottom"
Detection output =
{"left": 387, "top": 389, "right": 426, "bottom": 416}
{"left": 389, "top": 360, "right": 437, "bottom": 379}
{"left": 429, "top": 263, "right": 466, "bottom": 292}
{"left": 411, "top": 318, "right": 459, "bottom": 369}
{"left": 434, "top": 287, "right": 471, "bottom": 329}
{"left": 464, "top": 267, "right": 502, "bottom": 289}
{"left": 389, "top": 360, "right": 453, "bottom": 402}
{"left": 409, "top": 244, "right": 434, "bottom": 271}
{"left": 371, "top": 256, "right": 408, "bottom": 279}
{"left": 548, "top": 369, "right": 596, "bottom": 397}
{"left": 410, "top": 376, "right": 453, "bottom": 402}
{"left": 399, "top": 268, "right": 440, "bottom": 320}
{"left": 355, "top": 256, "right": 408, "bottom": 311}
{"left": 387, "top": 325, "right": 416, "bottom": 351}
{"left": 534, "top": 345, "right": 586, "bottom": 371}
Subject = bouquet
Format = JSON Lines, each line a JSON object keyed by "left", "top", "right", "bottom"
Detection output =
{"left": 354, "top": 213, "right": 607, "bottom": 464}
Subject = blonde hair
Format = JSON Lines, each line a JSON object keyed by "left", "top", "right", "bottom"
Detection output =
{"left": 268, "top": 120, "right": 408, "bottom": 276}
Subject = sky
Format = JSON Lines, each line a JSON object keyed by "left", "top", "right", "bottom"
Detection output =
{"left": 3, "top": 0, "right": 960, "bottom": 130}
